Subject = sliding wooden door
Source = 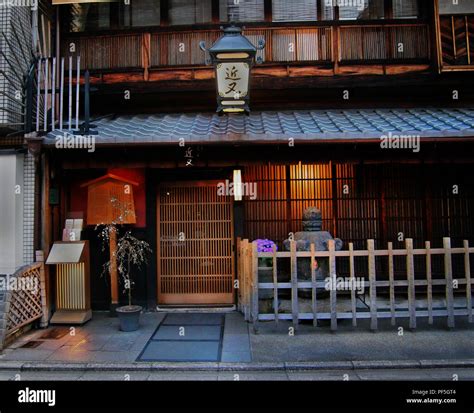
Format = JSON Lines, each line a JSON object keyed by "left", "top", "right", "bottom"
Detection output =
{"left": 157, "top": 181, "right": 234, "bottom": 305}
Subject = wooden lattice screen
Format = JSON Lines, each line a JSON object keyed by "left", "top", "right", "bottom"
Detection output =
{"left": 157, "top": 182, "right": 234, "bottom": 305}
{"left": 0, "top": 263, "right": 47, "bottom": 349}
{"left": 242, "top": 162, "right": 474, "bottom": 279}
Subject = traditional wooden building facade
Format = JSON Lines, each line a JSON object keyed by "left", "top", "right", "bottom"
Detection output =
{"left": 21, "top": 0, "right": 474, "bottom": 313}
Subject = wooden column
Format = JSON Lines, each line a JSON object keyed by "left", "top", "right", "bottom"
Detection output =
{"left": 333, "top": 6, "right": 340, "bottom": 74}
{"left": 109, "top": 227, "right": 119, "bottom": 308}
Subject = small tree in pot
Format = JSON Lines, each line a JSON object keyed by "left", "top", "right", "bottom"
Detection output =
{"left": 103, "top": 230, "right": 151, "bottom": 331}
{"left": 114, "top": 231, "right": 151, "bottom": 331}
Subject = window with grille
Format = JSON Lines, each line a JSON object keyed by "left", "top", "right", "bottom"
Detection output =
{"left": 65, "top": 0, "right": 161, "bottom": 32}
{"left": 130, "top": 0, "right": 161, "bottom": 27}
{"left": 220, "top": 0, "right": 265, "bottom": 22}
{"left": 339, "top": 0, "right": 384, "bottom": 20}
{"left": 169, "top": 0, "right": 213, "bottom": 25}
{"left": 272, "top": 0, "right": 317, "bottom": 22}
{"left": 393, "top": 0, "right": 419, "bottom": 18}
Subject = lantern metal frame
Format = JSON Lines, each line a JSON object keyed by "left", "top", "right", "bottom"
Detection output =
{"left": 200, "top": 24, "right": 265, "bottom": 115}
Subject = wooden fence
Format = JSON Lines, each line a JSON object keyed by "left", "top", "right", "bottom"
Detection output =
{"left": 0, "top": 263, "right": 48, "bottom": 350}
{"left": 237, "top": 237, "right": 473, "bottom": 332}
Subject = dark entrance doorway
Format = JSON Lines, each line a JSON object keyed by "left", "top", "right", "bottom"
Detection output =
{"left": 157, "top": 181, "right": 235, "bottom": 305}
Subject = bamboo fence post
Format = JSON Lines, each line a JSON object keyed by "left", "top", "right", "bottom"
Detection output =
{"left": 368, "top": 239, "right": 377, "bottom": 331}
{"left": 290, "top": 240, "right": 298, "bottom": 332}
{"left": 272, "top": 244, "right": 279, "bottom": 326}
{"left": 406, "top": 238, "right": 416, "bottom": 330}
{"left": 388, "top": 241, "right": 395, "bottom": 326}
{"left": 329, "top": 239, "right": 337, "bottom": 331}
{"left": 425, "top": 241, "right": 433, "bottom": 325}
{"left": 348, "top": 242, "right": 357, "bottom": 327}
{"left": 311, "top": 243, "right": 317, "bottom": 327}
{"left": 463, "top": 240, "right": 472, "bottom": 323}
{"left": 444, "top": 237, "right": 455, "bottom": 329}
{"left": 252, "top": 241, "right": 259, "bottom": 333}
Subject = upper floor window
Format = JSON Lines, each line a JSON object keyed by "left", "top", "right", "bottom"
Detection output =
{"left": 169, "top": 0, "right": 213, "bottom": 25}
{"left": 220, "top": 0, "right": 265, "bottom": 22}
{"left": 393, "top": 0, "right": 419, "bottom": 19}
{"left": 66, "top": 0, "right": 160, "bottom": 32}
{"left": 272, "top": 0, "right": 317, "bottom": 22}
{"left": 129, "top": 0, "right": 161, "bottom": 27}
{"left": 338, "top": 0, "right": 384, "bottom": 20}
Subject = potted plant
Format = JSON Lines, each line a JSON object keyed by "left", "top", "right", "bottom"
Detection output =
{"left": 109, "top": 231, "right": 151, "bottom": 331}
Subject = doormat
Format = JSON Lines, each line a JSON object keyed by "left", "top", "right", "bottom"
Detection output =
{"left": 137, "top": 313, "right": 225, "bottom": 362}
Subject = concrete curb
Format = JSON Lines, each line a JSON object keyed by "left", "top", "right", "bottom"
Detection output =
{"left": 1, "top": 359, "right": 474, "bottom": 372}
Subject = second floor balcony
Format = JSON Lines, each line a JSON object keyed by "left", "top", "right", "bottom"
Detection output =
{"left": 58, "top": 0, "right": 433, "bottom": 85}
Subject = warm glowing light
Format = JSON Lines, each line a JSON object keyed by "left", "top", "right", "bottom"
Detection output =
{"left": 233, "top": 170, "right": 243, "bottom": 201}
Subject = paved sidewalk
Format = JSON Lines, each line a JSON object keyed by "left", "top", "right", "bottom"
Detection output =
{"left": 0, "top": 311, "right": 473, "bottom": 367}
{"left": 250, "top": 317, "right": 474, "bottom": 362}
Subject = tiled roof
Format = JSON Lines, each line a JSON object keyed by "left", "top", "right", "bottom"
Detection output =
{"left": 44, "top": 108, "right": 474, "bottom": 146}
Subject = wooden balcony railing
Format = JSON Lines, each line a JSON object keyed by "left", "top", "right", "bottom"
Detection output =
{"left": 61, "top": 23, "right": 430, "bottom": 73}
{"left": 339, "top": 24, "right": 430, "bottom": 62}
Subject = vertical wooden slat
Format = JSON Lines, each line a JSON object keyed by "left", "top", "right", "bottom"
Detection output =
{"left": 36, "top": 59, "right": 41, "bottom": 131}
{"left": 44, "top": 58, "right": 48, "bottom": 131}
{"left": 51, "top": 57, "right": 56, "bottom": 131}
{"left": 252, "top": 241, "right": 259, "bottom": 333}
{"left": 426, "top": 241, "right": 433, "bottom": 325}
{"left": 59, "top": 57, "right": 64, "bottom": 130}
{"left": 368, "top": 239, "right": 377, "bottom": 331}
{"left": 464, "top": 240, "right": 472, "bottom": 323}
{"left": 388, "top": 241, "right": 395, "bottom": 326}
{"left": 311, "top": 242, "right": 317, "bottom": 327}
{"left": 349, "top": 242, "right": 357, "bottom": 327}
{"left": 406, "top": 238, "right": 416, "bottom": 330}
{"left": 328, "top": 239, "right": 337, "bottom": 331}
{"left": 290, "top": 240, "right": 298, "bottom": 331}
{"left": 75, "top": 56, "right": 80, "bottom": 129}
{"left": 272, "top": 244, "right": 279, "bottom": 326}
{"left": 68, "top": 56, "right": 72, "bottom": 129}
{"left": 444, "top": 237, "right": 455, "bottom": 329}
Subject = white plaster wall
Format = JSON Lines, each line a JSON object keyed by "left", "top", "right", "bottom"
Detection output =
{"left": 0, "top": 153, "right": 24, "bottom": 274}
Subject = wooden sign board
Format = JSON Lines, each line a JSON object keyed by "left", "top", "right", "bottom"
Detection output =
{"left": 80, "top": 174, "right": 138, "bottom": 226}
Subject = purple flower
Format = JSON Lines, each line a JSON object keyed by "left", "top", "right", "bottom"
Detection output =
{"left": 254, "top": 239, "right": 278, "bottom": 253}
